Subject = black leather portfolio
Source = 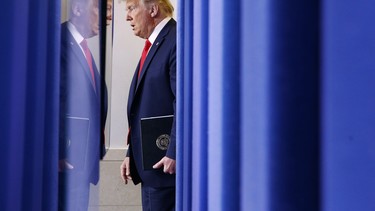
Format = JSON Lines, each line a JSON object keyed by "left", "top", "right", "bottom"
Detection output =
{"left": 140, "top": 115, "right": 173, "bottom": 170}
{"left": 65, "top": 116, "right": 90, "bottom": 170}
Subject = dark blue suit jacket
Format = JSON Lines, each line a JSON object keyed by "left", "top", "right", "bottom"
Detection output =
{"left": 60, "top": 22, "right": 107, "bottom": 185}
{"left": 127, "top": 19, "right": 176, "bottom": 187}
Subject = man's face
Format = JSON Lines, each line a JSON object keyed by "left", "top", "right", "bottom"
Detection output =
{"left": 77, "top": 0, "right": 99, "bottom": 38}
{"left": 125, "top": 0, "right": 154, "bottom": 39}
{"left": 106, "top": 0, "right": 113, "bottom": 26}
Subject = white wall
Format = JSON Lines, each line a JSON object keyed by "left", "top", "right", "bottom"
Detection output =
{"left": 107, "top": 0, "right": 142, "bottom": 149}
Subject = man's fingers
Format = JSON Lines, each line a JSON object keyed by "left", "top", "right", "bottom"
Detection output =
{"left": 126, "top": 165, "right": 131, "bottom": 177}
{"left": 65, "top": 161, "right": 74, "bottom": 169}
{"left": 121, "top": 157, "right": 132, "bottom": 184}
{"left": 153, "top": 157, "right": 176, "bottom": 174}
{"left": 120, "top": 166, "right": 126, "bottom": 182}
{"left": 166, "top": 165, "right": 175, "bottom": 174}
{"left": 58, "top": 159, "right": 74, "bottom": 172}
{"left": 153, "top": 160, "right": 162, "bottom": 169}
{"left": 164, "top": 164, "right": 175, "bottom": 174}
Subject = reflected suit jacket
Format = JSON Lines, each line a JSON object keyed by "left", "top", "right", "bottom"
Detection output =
{"left": 60, "top": 22, "right": 107, "bottom": 185}
{"left": 127, "top": 19, "right": 176, "bottom": 187}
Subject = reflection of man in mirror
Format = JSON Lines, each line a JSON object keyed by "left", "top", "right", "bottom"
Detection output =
{"left": 59, "top": 0, "right": 107, "bottom": 210}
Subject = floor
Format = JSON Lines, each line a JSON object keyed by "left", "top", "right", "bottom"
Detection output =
{"left": 89, "top": 149, "right": 142, "bottom": 211}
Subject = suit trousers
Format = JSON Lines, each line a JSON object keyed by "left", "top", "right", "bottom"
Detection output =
{"left": 141, "top": 184, "right": 175, "bottom": 211}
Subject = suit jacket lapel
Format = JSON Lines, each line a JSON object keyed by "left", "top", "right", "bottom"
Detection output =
{"left": 65, "top": 27, "right": 98, "bottom": 94}
{"left": 135, "top": 38, "right": 165, "bottom": 89}
{"left": 129, "top": 19, "right": 176, "bottom": 113}
{"left": 135, "top": 19, "right": 175, "bottom": 90}
{"left": 127, "top": 68, "right": 138, "bottom": 115}
{"left": 93, "top": 60, "right": 101, "bottom": 97}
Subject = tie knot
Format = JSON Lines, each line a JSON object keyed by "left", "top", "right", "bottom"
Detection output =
{"left": 80, "top": 39, "right": 89, "bottom": 50}
{"left": 144, "top": 39, "right": 152, "bottom": 51}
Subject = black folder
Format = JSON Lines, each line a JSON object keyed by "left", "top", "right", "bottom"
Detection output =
{"left": 140, "top": 115, "right": 173, "bottom": 170}
{"left": 65, "top": 116, "right": 90, "bottom": 170}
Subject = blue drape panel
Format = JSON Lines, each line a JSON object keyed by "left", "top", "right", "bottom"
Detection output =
{"left": 208, "top": 0, "right": 242, "bottom": 210}
{"left": 0, "top": 1, "right": 60, "bottom": 210}
{"left": 177, "top": 0, "right": 374, "bottom": 210}
{"left": 241, "top": 1, "right": 271, "bottom": 210}
{"left": 178, "top": 0, "right": 320, "bottom": 210}
{"left": 322, "top": 0, "right": 375, "bottom": 210}
{"left": 191, "top": 0, "right": 209, "bottom": 210}
{"left": 176, "top": 0, "right": 193, "bottom": 210}
{"left": 267, "top": 1, "right": 321, "bottom": 210}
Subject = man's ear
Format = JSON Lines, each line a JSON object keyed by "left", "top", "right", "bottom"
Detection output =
{"left": 150, "top": 4, "right": 159, "bottom": 17}
{"left": 72, "top": 3, "right": 82, "bottom": 16}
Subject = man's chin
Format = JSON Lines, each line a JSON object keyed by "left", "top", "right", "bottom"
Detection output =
{"left": 87, "top": 30, "right": 99, "bottom": 38}
{"left": 134, "top": 32, "right": 143, "bottom": 38}
{"left": 93, "top": 28, "right": 100, "bottom": 36}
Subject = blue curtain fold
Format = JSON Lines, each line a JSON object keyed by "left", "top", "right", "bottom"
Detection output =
{"left": 191, "top": 0, "right": 209, "bottom": 211}
{"left": 240, "top": 0, "right": 271, "bottom": 209}
{"left": 321, "top": 0, "right": 375, "bottom": 210}
{"left": 176, "top": 0, "right": 193, "bottom": 210}
{"left": 1, "top": 0, "right": 374, "bottom": 210}
{"left": 177, "top": 0, "right": 375, "bottom": 211}
{"left": 267, "top": 1, "right": 321, "bottom": 210}
{"left": 0, "top": 0, "right": 60, "bottom": 210}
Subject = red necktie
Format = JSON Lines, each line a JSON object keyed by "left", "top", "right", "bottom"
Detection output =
{"left": 80, "top": 39, "right": 96, "bottom": 89}
{"left": 138, "top": 39, "right": 152, "bottom": 78}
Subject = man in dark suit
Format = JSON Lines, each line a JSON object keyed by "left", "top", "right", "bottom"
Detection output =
{"left": 59, "top": 0, "right": 107, "bottom": 210}
{"left": 120, "top": 0, "right": 176, "bottom": 210}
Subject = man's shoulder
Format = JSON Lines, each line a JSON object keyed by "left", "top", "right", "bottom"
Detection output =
{"left": 162, "top": 19, "right": 177, "bottom": 40}
{"left": 167, "top": 18, "right": 177, "bottom": 31}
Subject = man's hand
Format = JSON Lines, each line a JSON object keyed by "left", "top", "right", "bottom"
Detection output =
{"left": 120, "top": 157, "right": 132, "bottom": 184}
{"left": 153, "top": 156, "right": 176, "bottom": 174}
{"left": 58, "top": 159, "right": 74, "bottom": 172}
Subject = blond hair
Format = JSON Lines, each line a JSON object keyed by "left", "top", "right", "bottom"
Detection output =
{"left": 143, "top": 0, "right": 174, "bottom": 17}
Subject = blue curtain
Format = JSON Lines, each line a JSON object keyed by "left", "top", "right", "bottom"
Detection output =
{"left": 0, "top": 0, "right": 60, "bottom": 210}
{"left": 177, "top": 0, "right": 375, "bottom": 211}
{"left": 321, "top": 0, "right": 375, "bottom": 210}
